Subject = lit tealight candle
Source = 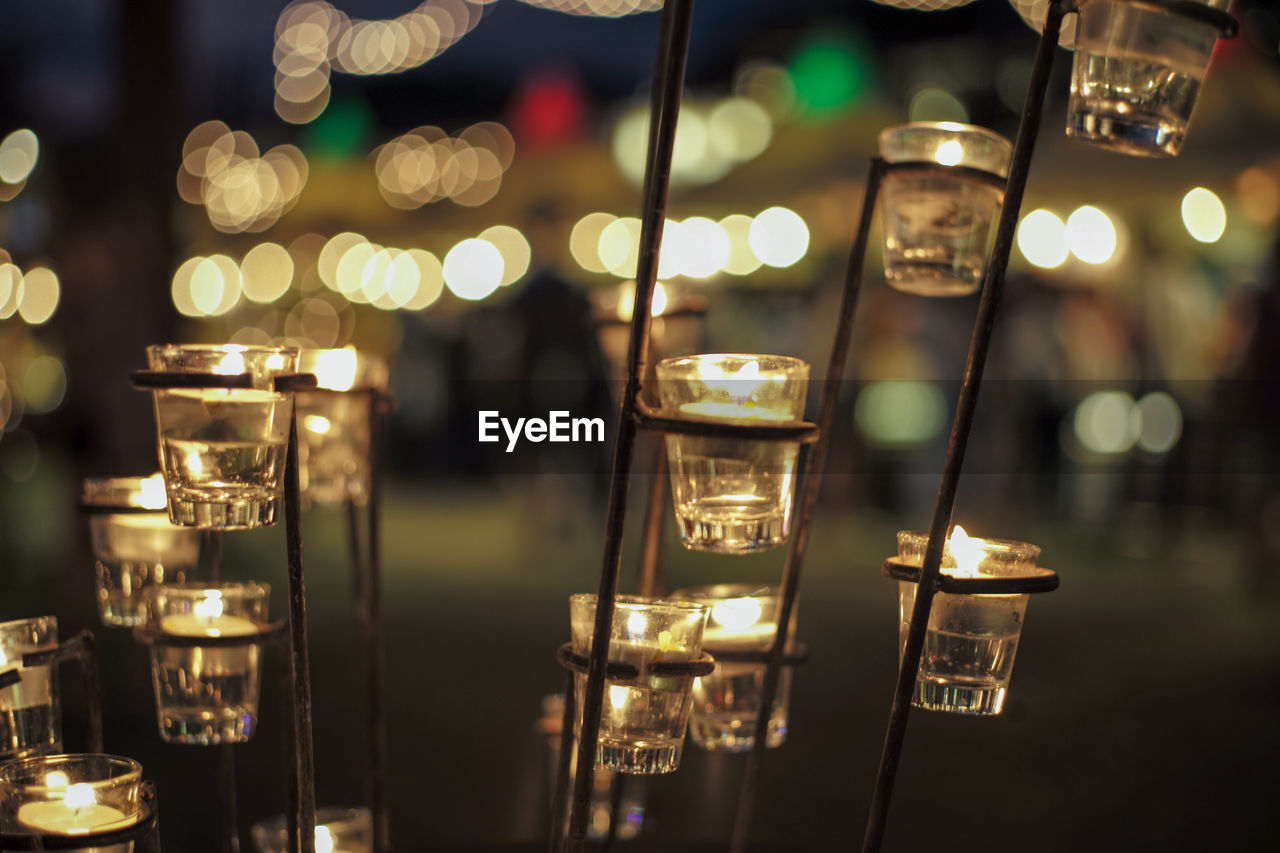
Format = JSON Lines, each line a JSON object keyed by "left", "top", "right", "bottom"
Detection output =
{"left": 17, "top": 783, "right": 135, "bottom": 835}
{"left": 158, "top": 592, "right": 258, "bottom": 638}
{"left": 656, "top": 354, "right": 809, "bottom": 554}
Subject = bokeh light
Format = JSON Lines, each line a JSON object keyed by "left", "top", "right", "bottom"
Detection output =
{"left": 1073, "top": 390, "right": 1137, "bottom": 455}
{"left": 1065, "top": 206, "right": 1117, "bottom": 265}
{"left": 1135, "top": 391, "right": 1182, "bottom": 454}
{"left": 374, "top": 123, "right": 513, "bottom": 209}
{"left": 178, "top": 121, "right": 308, "bottom": 233}
{"left": 16, "top": 267, "right": 59, "bottom": 325}
{"left": 1181, "top": 187, "right": 1226, "bottom": 243}
{"left": 443, "top": 238, "right": 503, "bottom": 301}
{"left": 570, "top": 212, "right": 616, "bottom": 274}
{"left": 854, "top": 380, "right": 947, "bottom": 447}
{"left": 241, "top": 242, "right": 295, "bottom": 303}
{"left": 748, "top": 207, "right": 809, "bottom": 268}
{"left": 719, "top": 214, "right": 762, "bottom": 276}
{"left": 0, "top": 129, "right": 39, "bottom": 188}
{"left": 1017, "top": 209, "right": 1069, "bottom": 269}
{"left": 478, "top": 225, "right": 531, "bottom": 287}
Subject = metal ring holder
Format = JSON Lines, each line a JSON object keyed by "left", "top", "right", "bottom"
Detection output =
{"left": 1, "top": 631, "right": 105, "bottom": 755}
{"left": 0, "top": 780, "right": 161, "bottom": 852}
{"left": 130, "top": 369, "right": 320, "bottom": 853}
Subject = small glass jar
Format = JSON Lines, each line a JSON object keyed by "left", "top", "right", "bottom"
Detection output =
{"left": 895, "top": 528, "right": 1040, "bottom": 715}
{"left": 569, "top": 594, "right": 708, "bottom": 774}
{"left": 671, "top": 584, "right": 792, "bottom": 752}
{"left": 0, "top": 753, "right": 142, "bottom": 853}
{"left": 82, "top": 475, "right": 200, "bottom": 627}
{"left": 294, "top": 348, "right": 389, "bottom": 507}
{"left": 1067, "top": 0, "right": 1228, "bottom": 157}
{"left": 147, "top": 583, "right": 270, "bottom": 745}
{"left": 0, "top": 616, "right": 61, "bottom": 760}
{"left": 655, "top": 354, "right": 809, "bottom": 554}
{"left": 878, "top": 122, "right": 1012, "bottom": 297}
{"left": 146, "top": 344, "right": 299, "bottom": 529}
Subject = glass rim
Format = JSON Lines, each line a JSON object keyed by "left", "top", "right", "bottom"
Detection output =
{"left": 670, "top": 584, "right": 778, "bottom": 604}
{"left": 0, "top": 615, "right": 58, "bottom": 635}
{"left": 150, "top": 581, "right": 270, "bottom": 599}
{"left": 570, "top": 593, "right": 707, "bottom": 614}
{"left": 146, "top": 343, "right": 299, "bottom": 357}
{"left": 655, "top": 353, "right": 809, "bottom": 374}
{"left": 879, "top": 120, "right": 1012, "bottom": 148}
{"left": 0, "top": 753, "right": 142, "bottom": 790}
{"left": 80, "top": 474, "right": 167, "bottom": 510}
{"left": 897, "top": 529, "right": 1041, "bottom": 562}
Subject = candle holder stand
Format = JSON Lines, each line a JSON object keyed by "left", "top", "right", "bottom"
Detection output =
{"left": 131, "top": 369, "right": 319, "bottom": 853}
{"left": 554, "top": 0, "right": 1239, "bottom": 851}
{"left": 0, "top": 779, "right": 161, "bottom": 852}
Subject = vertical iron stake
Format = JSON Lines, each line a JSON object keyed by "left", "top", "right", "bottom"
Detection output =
{"left": 565, "top": 0, "right": 696, "bottom": 848}
{"left": 859, "top": 4, "right": 1067, "bottom": 852}
{"left": 218, "top": 744, "right": 240, "bottom": 853}
{"left": 730, "top": 157, "right": 885, "bottom": 853}
{"left": 366, "top": 392, "right": 390, "bottom": 852}
{"left": 284, "top": 412, "right": 317, "bottom": 853}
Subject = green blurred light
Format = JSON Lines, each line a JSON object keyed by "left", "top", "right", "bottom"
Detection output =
{"left": 789, "top": 33, "right": 870, "bottom": 115}
{"left": 301, "top": 95, "right": 372, "bottom": 161}
{"left": 854, "top": 381, "right": 946, "bottom": 448}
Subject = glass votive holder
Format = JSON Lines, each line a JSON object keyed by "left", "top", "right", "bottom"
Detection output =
{"left": 670, "top": 584, "right": 791, "bottom": 752}
{"left": 82, "top": 475, "right": 201, "bottom": 627}
{"left": 593, "top": 283, "right": 703, "bottom": 381}
{"left": 0, "top": 616, "right": 61, "bottom": 760}
{"left": 0, "top": 753, "right": 142, "bottom": 853}
{"left": 655, "top": 354, "right": 809, "bottom": 554}
{"left": 294, "top": 348, "right": 389, "bottom": 507}
{"left": 569, "top": 594, "right": 708, "bottom": 775}
{"left": 146, "top": 344, "right": 299, "bottom": 529}
{"left": 895, "top": 528, "right": 1040, "bottom": 716}
{"left": 1067, "top": 0, "right": 1227, "bottom": 157}
{"left": 540, "top": 694, "right": 645, "bottom": 842}
{"left": 147, "top": 583, "right": 269, "bottom": 745}
{"left": 250, "top": 805, "right": 372, "bottom": 853}
{"left": 878, "top": 122, "right": 1012, "bottom": 297}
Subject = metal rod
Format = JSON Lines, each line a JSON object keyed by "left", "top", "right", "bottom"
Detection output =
{"left": 78, "top": 632, "right": 103, "bottom": 754}
{"left": 602, "top": 773, "right": 625, "bottom": 852}
{"left": 565, "top": 1, "right": 695, "bottom": 847}
{"left": 549, "top": 670, "right": 575, "bottom": 853}
{"left": 284, "top": 413, "right": 317, "bottom": 853}
{"left": 730, "top": 157, "right": 885, "bottom": 853}
{"left": 635, "top": 441, "right": 668, "bottom": 599}
{"left": 218, "top": 744, "right": 240, "bottom": 853}
{"left": 859, "top": 4, "right": 1067, "bottom": 852}
{"left": 207, "top": 529, "right": 223, "bottom": 583}
{"left": 366, "top": 393, "right": 390, "bottom": 853}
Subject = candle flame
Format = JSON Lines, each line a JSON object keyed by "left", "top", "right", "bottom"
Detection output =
{"left": 615, "top": 281, "right": 668, "bottom": 322}
{"left": 311, "top": 348, "right": 358, "bottom": 392}
{"left": 213, "top": 349, "right": 246, "bottom": 376}
{"left": 44, "top": 771, "right": 69, "bottom": 788}
{"left": 63, "top": 784, "right": 95, "bottom": 810}
{"left": 710, "top": 597, "right": 763, "bottom": 634}
{"left": 934, "top": 139, "right": 963, "bottom": 167}
{"left": 304, "top": 414, "right": 332, "bottom": 436}
{"left": 138, "top": 474, "right": 168, "bottom": 510}
{"left": 608, "top": 684, "right": 630, "bottom": 710}
{"left": 194, "top": 592, "right": 225, "bottom": 621}
{"left": 947, "top": 525, "right": 986, "bottom": 577}
{"left": 697, "top": 358, "right": 779, "bottom": 405}
{"left": 315, "top": 825, "right": 335, "bottom": 853}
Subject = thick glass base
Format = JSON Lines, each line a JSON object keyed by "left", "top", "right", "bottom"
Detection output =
{"left": 675, "top": 510, "right": 788, "bottom": 554}
{"left": 167, "top": 495, "right": 278, "bottom": 530}
{"left": 690, "top": 712, "right": 787, "bottom": 752}
{"left": 885, "top": 264, "right": 982, "bottom": 297}
{"left": 913, "top": 677, "right": 1006, "bottom": 716}
{"left": 596, "top": 738, "right": 683, "bottom": 775}
{"left": 159, "top": 708, "right": 255, "bottom": 744}
{"left": 96, "top": 588, "right": 147, "bottom": 628}
{"left": 1066, "top": 108, "right": 1183, "bottom": 158}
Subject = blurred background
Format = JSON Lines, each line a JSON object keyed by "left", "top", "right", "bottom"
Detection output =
{"left": 1, "top": 0, "right": 1279, "bottom": 849}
